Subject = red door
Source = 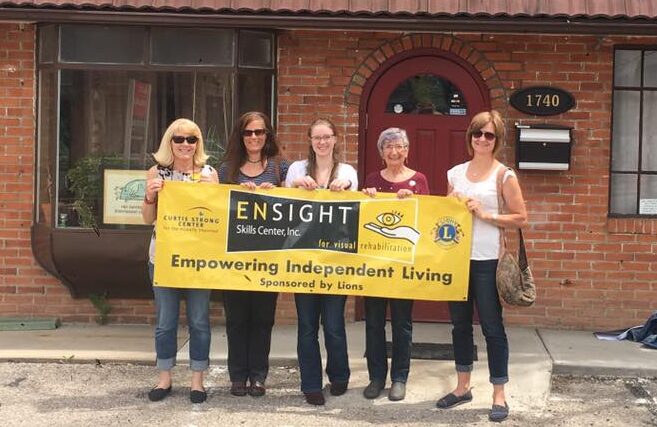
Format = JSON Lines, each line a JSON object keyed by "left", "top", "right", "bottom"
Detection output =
{"left": 358, "top": 50, "right": 489, "bottom": 322}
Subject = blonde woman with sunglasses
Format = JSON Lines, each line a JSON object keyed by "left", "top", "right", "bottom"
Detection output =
{"left": 438, "top": 110, "right": 527, "bottom": 422}
{"left": 142, "top": 118, "right": 218, "bottom": 404}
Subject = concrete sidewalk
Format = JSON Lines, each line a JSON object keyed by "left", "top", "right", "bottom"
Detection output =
{"left": 0, "top": 323, "right": 655, "bottom": 413}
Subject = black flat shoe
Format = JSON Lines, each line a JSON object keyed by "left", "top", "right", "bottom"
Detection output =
{"left": 148, "top": 386, "right": 172, "bottom": 402}
{"left": 489, "top": 402, "right": 509, "bottom": 422}
{"left": 190, "top": 389, "right": 207, "bottom": 404}
{"left": 436, "top": 390, "right": 473, "bottom": 409}
{"left": 304, "top": 391, "right": 325, "bottom": 406}
{"left": 329, "top": 382, "right": 348, "bottom": 396}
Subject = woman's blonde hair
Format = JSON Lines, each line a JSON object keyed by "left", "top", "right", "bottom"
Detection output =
{"left": 152, "top": 118, "right": 209, "bottom": 167}
{"left": 465, "top": 110, "right": 505, "bottom": 156}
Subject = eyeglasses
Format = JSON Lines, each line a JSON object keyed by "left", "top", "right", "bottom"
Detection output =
{"left": 383, "top": 144, "right": 408, "bottom": 152}
{"left": 172, "top": 135, "right": 198, "bottom": 144}
{"left": 310, "top": 135, "right": 335, "bottom": 143}
{"left": 472, "top": 131, "right": 496, "bottom": 141}
{"left": 242, "top": 128, "right": 267, "bottom": 137}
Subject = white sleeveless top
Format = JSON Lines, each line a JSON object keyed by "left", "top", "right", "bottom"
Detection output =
{"left": 447, "top": 162, "right": 515, "bottom": 260}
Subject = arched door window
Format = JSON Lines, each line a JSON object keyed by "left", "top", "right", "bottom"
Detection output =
{"left": 384, "top": 74, "right": 466, "bottom": 115}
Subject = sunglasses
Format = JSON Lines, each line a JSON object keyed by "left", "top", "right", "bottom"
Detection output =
{"left": 171, "top": 135, "right": 198, "bottom": 144}
{"left": 242, "top": 128, "right": 267, "bottom": 137}
{"left": 472, "top": 131, "right": 496, "bottom": 141}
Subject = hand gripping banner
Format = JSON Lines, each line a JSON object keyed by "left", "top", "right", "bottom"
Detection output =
{"left": 154, "top": 182, "right": 472, "bottom": 301}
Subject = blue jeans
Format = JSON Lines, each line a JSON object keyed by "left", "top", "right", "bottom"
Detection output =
{"left": 149, "top": 262, "right": 211, "bottom": 372}
{"left": 448, "top": 259, "right": 509, "bottom": 385}
{"left": 364, "top": 297, "right": 413, "bottom": 383}
{"left": 295, "top": 293, "right": 350, "bottom": 393}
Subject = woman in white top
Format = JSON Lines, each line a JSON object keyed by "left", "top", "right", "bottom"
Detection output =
{"left": 285, "top": 118, "right": 357, "bottom": 406}
{"left": 437, "top": 111, "right": 527, "bottom": 422}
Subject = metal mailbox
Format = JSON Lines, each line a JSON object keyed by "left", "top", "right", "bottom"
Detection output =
{"left": 516, "top": 125, "right": 572, "bottom": 171}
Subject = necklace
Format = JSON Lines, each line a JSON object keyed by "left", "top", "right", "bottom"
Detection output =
{"left": 468, "top": 161, "right": 494, "bottom": 178}
{"left": 315, "top": 163, "right": 334, "bottom": 188}
{"left": 246, "top": 158, "right": 262, "bottom": 164}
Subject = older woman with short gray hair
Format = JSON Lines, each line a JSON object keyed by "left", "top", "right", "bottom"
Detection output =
{"left": 361, "top": 126, "right": 429, "bottom": 402}
{"left": 376, "top": 127, "right": 409, "bottom": 154}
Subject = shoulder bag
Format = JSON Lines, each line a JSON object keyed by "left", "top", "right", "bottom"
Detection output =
{"left": 495, "top": 166, "right": 536, "bottom": 306}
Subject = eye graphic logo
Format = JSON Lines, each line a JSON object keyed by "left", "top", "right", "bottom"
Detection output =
{"left": 364, "top": 210, "right": 420, "bottom": 245}
{"left": 377, "top": 211, "right": 403, "bottom": 226}
{"left": 433, "top": 217, "right": 464, "bottom": 249}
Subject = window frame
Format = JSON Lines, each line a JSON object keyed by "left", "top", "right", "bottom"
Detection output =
{"left": 609, "top": 45, "right": 657, "bottom": 218}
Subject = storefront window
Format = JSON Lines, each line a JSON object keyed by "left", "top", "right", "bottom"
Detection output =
{"left": 60, "top": 25, "right": 146, "bottom": 64}
{"left": 55, "top": 69, "right": 233, "bottom": 228}
{"left": 36, "top": 25, "right": 274, "bottom": 229}
{"left": 237, "top": 72, "right": 274, "bottom": 116}
{"left": 151, "top": 28, "right": 233, "bottom": 66}
{"left": 239, "top": 31, "right": 274, "bottom": 68}
{"left": 610, "top": 48, "right": 657, "bottom": 216}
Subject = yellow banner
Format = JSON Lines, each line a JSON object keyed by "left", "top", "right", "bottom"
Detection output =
{"left": 154, "top": 182, "right": 472, "bottom": 301}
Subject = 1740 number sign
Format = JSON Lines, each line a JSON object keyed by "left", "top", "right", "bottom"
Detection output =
{"left": 510, "top": 86, "right": 575, "bottom": 116}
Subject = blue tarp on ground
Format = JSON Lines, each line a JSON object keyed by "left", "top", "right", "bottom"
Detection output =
{"left": 595, "top": 311, "right": 657, "bottom": 349}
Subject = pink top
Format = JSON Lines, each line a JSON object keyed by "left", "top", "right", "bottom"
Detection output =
{"left": 363, "top": 170, "right": 430, "bottom": 195}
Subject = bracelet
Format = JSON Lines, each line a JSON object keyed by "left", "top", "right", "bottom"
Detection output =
{"left": 144, "top": 195, "right": 157, "bottom": 205}
{"left": 492, "top": 213, "right": 498, "bottom": 222}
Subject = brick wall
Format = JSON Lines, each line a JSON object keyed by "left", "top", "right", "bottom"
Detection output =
{"left": 1, "top": 22, "right": 655, "bottom": 330}
{"left": 277, "top": 30, "right": 657, "bottom": 330}
{"left": 0, "top": 23, "right": 59, "bottom": 318}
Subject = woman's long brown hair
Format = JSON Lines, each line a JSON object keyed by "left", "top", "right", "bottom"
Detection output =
{"left": 221, "top": 111, "right": 283, "bottom": 183}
